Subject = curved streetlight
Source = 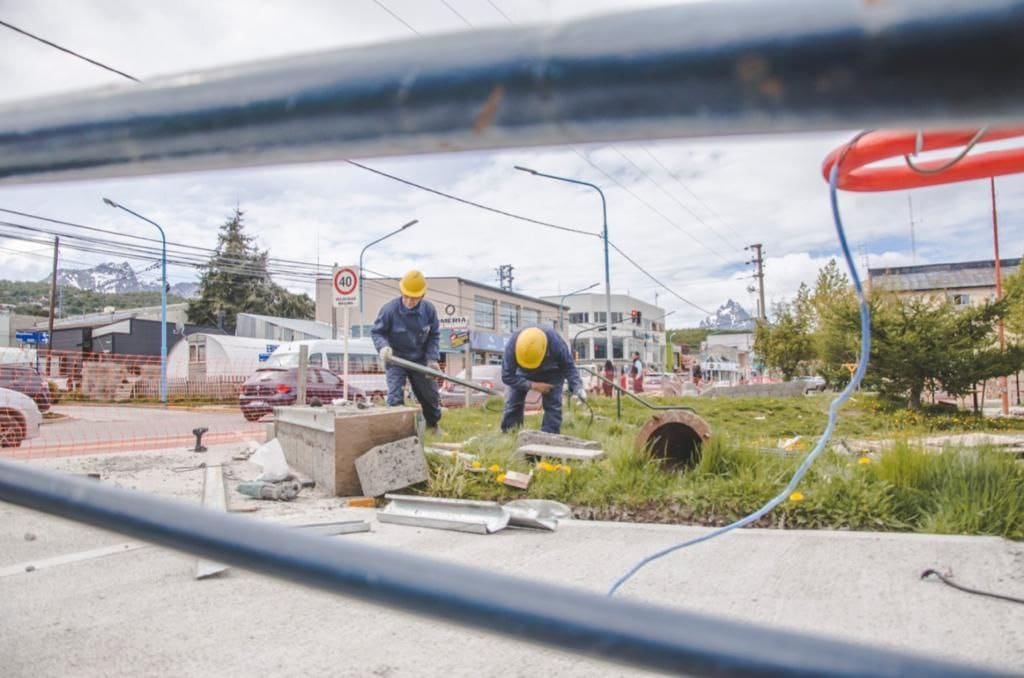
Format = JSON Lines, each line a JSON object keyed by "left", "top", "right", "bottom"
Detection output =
{"left": 514, "top": 165, "right": 612, "bottom": 361}
{"left": 103, "top": 198, "right": 168, "bottom": 403}
{"left": 357, "top": 219, "right": 418, "bottom": 337}
{"left": 558, "top": 282, "right": 599, "bottom": 337}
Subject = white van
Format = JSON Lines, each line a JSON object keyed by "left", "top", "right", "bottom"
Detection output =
{"left": 263, "top": 339, "right": 387, "bottom": 396}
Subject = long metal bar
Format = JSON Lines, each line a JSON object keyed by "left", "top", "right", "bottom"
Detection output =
{"left": 0, "top": 458, "right": 990, "bottom": 676}
{"left": 386, "top": 354, "right": 501, "bottom": 396}
{"left": 579, "top": 365, "right": 697, "bottom": 415}
{"left": 3, "top": 0, "right": 1024, "bottom": 184}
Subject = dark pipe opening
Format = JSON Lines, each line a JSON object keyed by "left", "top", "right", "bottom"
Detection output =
{"left": 646, "top": 422, "right": 703, "bottom": 468}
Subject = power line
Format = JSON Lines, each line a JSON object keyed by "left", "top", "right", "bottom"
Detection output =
{"left": 0, "top": 19, "right": 139, "bottom": 82}
{"left": 609, "top": 145, "right": 742, "bottom": 252}
{"left": 345, "top": 160, "right": 598, "bottom": 239}
{"left": 369, "top": 0, "right": 421, "bottom": 35}
{"left": 440, "top": 0, "right": 473, "bottom": 27}
{"left": 573, "top": 148, "right": 731, "bottom": 263}
{"left": 640, "top": 145, "right": 742, "bottom": 244}
{"left": 485, "top": 0, "right": 512, "bottom": 23}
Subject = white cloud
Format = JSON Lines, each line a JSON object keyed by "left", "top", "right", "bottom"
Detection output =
{"left": 1, "top": 0, "right": 1020, "bottom": 327}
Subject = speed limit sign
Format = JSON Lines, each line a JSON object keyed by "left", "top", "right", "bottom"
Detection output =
{"left": 332, "top": 266, "right": 359, "bottom": 308}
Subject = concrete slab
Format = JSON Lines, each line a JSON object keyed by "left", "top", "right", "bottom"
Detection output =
{"left": 354, "top": 436, "right": 428, "bottom": 497}
{"left": 516, "top": 430, "right": 601, "bottom": 451}
{"left": 518, "top": 443, "right": 605, "bottom": 462}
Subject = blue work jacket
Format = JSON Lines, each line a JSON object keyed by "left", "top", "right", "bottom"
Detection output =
{"left": 371, "top": 298, "right": 440, "bottom": 364}
{"left": 502, "top": 326, "right": 582, "bottom": 393}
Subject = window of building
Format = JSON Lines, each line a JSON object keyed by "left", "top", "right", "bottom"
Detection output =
{"left": 573, "top": 340, "right": 589, "bottom": 360}
{"left": 500, "top": 302, "right": 519, "bottom": 333}
{"left": 474, "top": 296, "right": 495, "bottom": 329}
{"left": 568, "top": 312, "right": 589, "bottom": 324}
{"left": 951, "top": 293, "right": 971, "bottom": 307}
{"left": 521, "top": 308, "right": 540, "bottom": 326}
{"left": 611, "top": 311, "right": 623, "bottom": 324}
{"left": 594, "top": 311, "right": 607, "bottom": 323}
{"left": 613, "top": 337, "right": 624, "bottom": 359}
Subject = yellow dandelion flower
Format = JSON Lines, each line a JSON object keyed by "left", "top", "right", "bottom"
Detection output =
{"left": 488, "top": 464, "right": 501, "bottom": 473}
{"left": 561, "top": 465, "right": 572, "bottom": 474}
{"left": 496, "top": 473, "right": 506, "bottom": 484}
{"left": 537, "top": 461, "right": 557, "bottom": 472}
{"left": 858, "top": 457, "right": 871, "bottom": 465}
{"left": 471, "top": 460, "right": 481, "bottom": 469}
{"left": 789, "top": 491, "right": 805, "bottom": 503}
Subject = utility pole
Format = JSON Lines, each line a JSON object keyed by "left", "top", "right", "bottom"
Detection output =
{"left": 46, "top": 236, "right": 59, "bottom": 375}
{"left": 745, "top": 243, "right": 766, "bottom": 322}
{"left": 496, "top": 264, "right": 514, "bottom": 291}
{"left": 992, "top": 178, "right": 1009, "bottom": 416}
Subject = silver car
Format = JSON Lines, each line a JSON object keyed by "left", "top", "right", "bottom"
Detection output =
{"left": 0, "top": 386, "right": 43, "bottom": 448}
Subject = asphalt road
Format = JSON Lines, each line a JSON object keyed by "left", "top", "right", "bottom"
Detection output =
{"left": 1, "top": 445, "right": 1022, "bottom": 677}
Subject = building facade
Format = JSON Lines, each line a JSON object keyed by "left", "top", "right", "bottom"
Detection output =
{"left": 545, "top": 293, "right": 667, "bottom": 372}
{"left": 235, "top": 313, "right": 332, "bottom": 342}
{"left": 315, "top": 276, "right": 562, "bottom": 374}
{"left": 868, "top": 258, "right": 1020, "bottom": 306}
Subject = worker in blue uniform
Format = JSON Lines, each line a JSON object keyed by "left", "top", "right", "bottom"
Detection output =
{"left": 371, "top": 270, "right": 443, "bottom": 432}
{"left": 500, "top": 325, "right": 585, "bottom": 434}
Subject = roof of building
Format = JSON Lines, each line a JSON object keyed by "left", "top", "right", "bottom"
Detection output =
{"left": 868, "top": 259, "right": 1021, "bottom": 292}
{"left": 236, "top": 313, "right": 333, "bottom": 339}
{"left": 39, "top": 303, "right": 189, "bottom": 330}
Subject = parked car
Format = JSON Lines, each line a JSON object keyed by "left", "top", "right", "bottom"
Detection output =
{"left": 438, "top": 365, "right": 542, "bottom": 408}
{"left": 0, "top": 386, "right": 43, "bottom": 448}
{"left": 0, "top": 364, "right": 51, "bottom": 412}
{"left": 239, "top": 367, "right": 366, "bottom": 421}
{"left": 263, "top": 339, "right": 387, "bottom": 397}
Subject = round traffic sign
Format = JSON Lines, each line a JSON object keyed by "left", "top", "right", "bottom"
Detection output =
{"left": 333, "top": 267, "right": 358, "bottom": 295}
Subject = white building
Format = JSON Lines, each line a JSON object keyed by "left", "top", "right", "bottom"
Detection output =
{"left": 700, "top": 331, "right": 756, "bottom": 384}
{"left": 545, "top": 293, "right": 667, "bottom": 371}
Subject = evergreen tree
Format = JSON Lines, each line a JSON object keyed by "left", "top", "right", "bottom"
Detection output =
{"left": 754, "top": 301, "right": 813, "bottom": 380}
{"left": 187, "top": 209, "right": 314, "bottom": 332}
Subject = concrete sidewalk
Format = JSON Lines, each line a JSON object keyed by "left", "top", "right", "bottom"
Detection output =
{"left": 1, "top": 447, "right": 1022, "bottom": 677}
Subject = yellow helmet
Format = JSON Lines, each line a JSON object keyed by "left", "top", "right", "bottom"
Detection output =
{"left": 399, "top": 270, "right": 427, "bottom": 298}
{"left": 515, "top": 327, "right": 548, "bottom": 369}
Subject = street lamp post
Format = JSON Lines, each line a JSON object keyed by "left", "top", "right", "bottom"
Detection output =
{"left": 358, "top": 219, "right": 418, "bottom": 338}
{"left": 103, "top": 198, "right": 168, "bottom": 403}
{"left": 558, "top": 282, "right": 599, "bottom": 338}
{"left": 515, "top": 166, "right": 613, "bottom": 362}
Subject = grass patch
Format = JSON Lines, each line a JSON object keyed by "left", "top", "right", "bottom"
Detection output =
{"left": 422, "top": 393, "right": 1024, "bottom": 539}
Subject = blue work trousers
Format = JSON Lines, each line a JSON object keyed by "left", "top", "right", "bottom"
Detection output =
{"left": 501, "top": 379, "right": 564, "bottom": 434}
{"left": 386, "top": 364, "right": 442, "bottom": 427}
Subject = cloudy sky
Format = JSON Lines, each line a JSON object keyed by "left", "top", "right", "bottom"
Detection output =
{"left": 1, "top": 0, "right": 1022, "bottom": 326}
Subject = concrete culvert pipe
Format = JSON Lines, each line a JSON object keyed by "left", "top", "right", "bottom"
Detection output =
{"left": 635, "top": 411, "right": 712, "bottom": 468}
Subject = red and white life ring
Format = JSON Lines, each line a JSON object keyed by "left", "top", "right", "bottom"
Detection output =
{"left": 822, "top": 128, "right": 1024, "bottom": 191}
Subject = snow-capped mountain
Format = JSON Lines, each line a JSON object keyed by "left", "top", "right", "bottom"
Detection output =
{"left": 42, "top": 262, "right": 199, "bottom": 298}
{"left": 699, "top": 299, "right": 754, "bottom": 330}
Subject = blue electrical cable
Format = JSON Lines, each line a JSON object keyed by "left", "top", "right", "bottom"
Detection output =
{"left": 608, "top": 159, "right": 872, "bottom": 596}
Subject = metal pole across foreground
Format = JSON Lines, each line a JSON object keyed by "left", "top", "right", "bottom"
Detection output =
{"left": 386, "top": 354, "right": 500, "bottom": 396}
{"left": 102, "top": 198, "right": 167, "bottom": 403}
{"left": 0, "top": 459, "right": 991, "bottom": 677}
{"left": 5, "top": 1, "right": 1024, "bottom": 184}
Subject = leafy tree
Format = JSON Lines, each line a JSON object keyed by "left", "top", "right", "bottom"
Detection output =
{"left": 833, "top": 292, "right": 1024, "bottom": 409}
{"left": 754, "top": 301, "right": 813, "bottom": 380}
{"left": 807, "top": 260, "right": 859, "bottom": 388}
{"left": 187, "top": 209, "right": 314, "bottom": 332}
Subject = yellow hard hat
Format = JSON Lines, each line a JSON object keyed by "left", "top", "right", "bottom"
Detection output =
{"left": 515, "top": 327, "right": 548, "bottom": 369}
{"left": 399, "top": 270, "right": 427, "bottom": 298}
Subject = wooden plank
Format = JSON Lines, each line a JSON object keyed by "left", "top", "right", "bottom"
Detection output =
{"left": 195, "top": 465, "right": 229, "bottom": 580}
{"left": 517, "top": 444, "right": 604, "bottom": 462}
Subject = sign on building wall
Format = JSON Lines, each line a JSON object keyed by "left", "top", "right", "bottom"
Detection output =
{"left": 438, "top": 303, "right": 469, "bottom": 330}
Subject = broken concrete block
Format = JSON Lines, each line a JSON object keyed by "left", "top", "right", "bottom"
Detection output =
{"left": 424, "top": 446, "right": 478, "bottom": 463}
{"left": 517, "top": 443, "right": 604, "bottom": 462}
{"left": 355, "top": 436, "right": 429, "bottom": 497}
{"left": 501, "top": 470, "right": 532, "bottom": 489}
{"left": 516, "top": 430, "right": 600, "bottom": 451}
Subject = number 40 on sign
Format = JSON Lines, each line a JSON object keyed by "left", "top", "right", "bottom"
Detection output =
{"left": 333, "top": 266, "right": 359, "bottom": 308}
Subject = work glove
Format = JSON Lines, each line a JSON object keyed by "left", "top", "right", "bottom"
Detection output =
{"left": 427, "top": 361, "right": 441, "bottom": 373}
{"left": 379, "top": 346, "right": 393, "bottom": 362}
{"left": 574, "top": 388, "right": 588, "bottom": 402}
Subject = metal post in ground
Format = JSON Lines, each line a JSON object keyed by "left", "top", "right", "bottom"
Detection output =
{"left": 297, "top": 344, "right": 308, "bottom": 405}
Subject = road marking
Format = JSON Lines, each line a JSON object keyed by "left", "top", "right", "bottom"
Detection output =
{"left": 0, "top": 542, "right": 149, "bottom": 578}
